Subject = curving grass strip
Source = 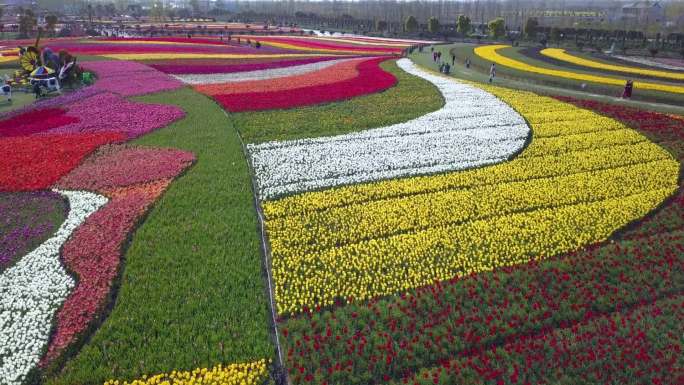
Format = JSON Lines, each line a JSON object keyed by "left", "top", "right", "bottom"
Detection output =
{"left": 47, "top": 88, "right": 273, "bottom": 385}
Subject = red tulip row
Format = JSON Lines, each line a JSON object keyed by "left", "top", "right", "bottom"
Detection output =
{"left": 391, "top": 294, "right": 683, "bottom": 385}
{"left": 215, "top": 57, "right": 396, "bottom": 112}
{"left": 280, "top": 230, "right": 684, "bottom": 384}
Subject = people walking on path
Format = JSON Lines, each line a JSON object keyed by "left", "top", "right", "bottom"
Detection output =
{"left": 622, "top": 79, "right": 634, "bottom": 99}
{"left": 489, "top": 63, "right": 496, "bottom": 83}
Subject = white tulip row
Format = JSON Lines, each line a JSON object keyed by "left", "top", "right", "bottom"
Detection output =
{"left": 0, "top": 190, "right": 107, "bottom": 385}
{"left": 173, "top": 58, "right": 354, "bottom": 85}
{"left": 612, "top": 55, "right": 684, "bottom": 71}
{"left": 247, "top": 58, "right": 530, "bottom": 200}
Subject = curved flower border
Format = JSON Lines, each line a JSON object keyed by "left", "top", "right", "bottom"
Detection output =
{"left": 247, "top": 58, "right": 529, "bottom": 199}
{"left": 0, "top": 190, "right": 107, "bottom": 385}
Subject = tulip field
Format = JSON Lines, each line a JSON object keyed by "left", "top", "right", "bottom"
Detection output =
{"left": 0, "top": 35, "right": 683, "bottom": 385}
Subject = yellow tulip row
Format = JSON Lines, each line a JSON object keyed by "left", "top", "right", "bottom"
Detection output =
{"left": 263, "top": 85, "right": 680, "bottom": 315}
{"left": 272, "top": 189, "right": 672, "bottom": 314}
{"left": 474, "top": 45, "right": 684, "bottom": 94}
{"left": 103, "top": 360, "right": 269, "bottom": 385}
{"left": 540, "top": 48, "right": 684, "bottom": 81}
{"left": 268, "top": 160, "right": 677, "bottom": 255}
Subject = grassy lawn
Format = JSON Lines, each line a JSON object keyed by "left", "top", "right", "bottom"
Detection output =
{"left": 232, "top": 59, "right": 444, "bottom": 144}
{"left": 0, "top": 66, "right": 35, "bottom": 114}
{"left": 419, "top": 44, "right": 684, "bottom": 116}
{"left": 48, "top": 87, "right": 274, "bottom": 385}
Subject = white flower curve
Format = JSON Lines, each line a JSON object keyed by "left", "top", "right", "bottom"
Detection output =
{"left": 173, "top": 58, "right": 355, "bottom": 85}
{"left": 247, "top": 58, "right": 531, "bottom": 200}
{"left": 0, "top": 190, "right": 107, "bottom": 385}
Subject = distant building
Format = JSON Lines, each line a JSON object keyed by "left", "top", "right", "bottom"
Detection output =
{"left": 620, "top": 1, "right": 665, "bottom": 24}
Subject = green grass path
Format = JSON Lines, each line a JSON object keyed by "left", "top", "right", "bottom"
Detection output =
{"left": 49, "top": 87, "right": 273, "bottom": 385}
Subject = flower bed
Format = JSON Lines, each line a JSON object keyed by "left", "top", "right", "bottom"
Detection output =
{"left": 99, "top": 52, "right": 324, "bottom": 61}
{"left": 0, "top": 191, "right": 67, "bottom": 270}
{"left": 0, "top": 108, "right": 79, "bottom": 137}
{"left": 0, "top": 190, "right": 107, "bottom": 385}
{"left": 0, "top": 53, "right": 196, "bottom": 381}
{"left": 0, "top": 133, "right": 125, "bottom": 191}
{"left": 151, "top": 56, "right": 348, "bottom": 74}
{"left": 281, "top": 232, "right": 684, "bottom": 384}
{"left": 391, "top": 294, "right": 683, "bottom": 385}
{"left": 614, "top": 55, "right": 684, "bottom": 71}
{"left": 81, "top": 61, "right": 183, "bottom": 97}
{"left": 474, "top": 45, "right": 684, "bottom": 94}
{"left": 44, "top": 146, "right": 194, "bottom": 364}
{"left": 259, "top": 83, "right": 678, "bottom": 315}
{"left": 103, "top": 359, "right": 269, "bottom": 385}
{"left": 53, "top": 92, "right": 185, "bottom": 138}
{"left": 242, "top": 36, "right": 404, "bottom": 54}
{"left": 195, "top": 57, "right": 364, "bottom": 96}
{"left": 217, "top": 57, "right": 397, "bottom": 112}
{"left": 173, "top": 57, "right": 351, "bottom": 84}
{"left": 274, "top": 84, "right": 684, "bottom": 384}
{"left": 541, "top": 48, "right": 684, "bottom": 80}
{"left": 247, "top": 58, "right": 528, "bottom": 199}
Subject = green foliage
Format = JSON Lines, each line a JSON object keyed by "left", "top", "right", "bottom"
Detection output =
{"left": 649, "top": 46, "right": 659, "bottom": 57}
{"left": 404, "top": 15, "right": 418, "bottom": 33}
{"left": 18, "top": 9, "right": 36, "bottom": 38}
{"left": 488, "top": 17, "right": 505, "bottom": 39}
{"left": 551, "top": 26, "right": 562, "bottom": 43}
{"left": 45, "top": 14, "right": 58, "bottom": 29}
{"left": 189, "top": 0, "right": 200, "bottom": 14}
{"left": 427, "top": 16, "right": 440, "bottom": 34}
{"left": 524, "top": 17, "right": 538, "bottom": 39}
{"left": 150, "top": 0, "right": 164, "bottom": 21}
{"left": 233, "top": 60, "right": 444, "bottom": 144}
{"left": 48, "top": 88, "right": 273, "bottom": 385}
{"left": 375, "top": 19, "right": 388, "bottom": 32}
{"left": 456, "top": 14, "right": 471, "bottom": 36}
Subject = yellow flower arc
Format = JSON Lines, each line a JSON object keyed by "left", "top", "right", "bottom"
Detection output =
{"left": 540, "top": 48, "right": 684, "bottom": 81}
{"left": 474, "top": 45, "right": 684, "bottom": 94}
{"left": 262, "top": 82, "right": 680, "bottom": 315}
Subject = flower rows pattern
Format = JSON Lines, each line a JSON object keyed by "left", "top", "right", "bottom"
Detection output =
{"left": 260, "top": 81, "right": 679, "bottom": 315}
{"left": 276, "top": 82, "right": 684, "bottom": 385}
{"left": 81, "top": 60, "right": 184, "bottom": 97}
{"left": 475, "top": 45, "right": 684, "bottom": 94}
{"left": 248, "top": 58, "right": 529, "bottom": 199}
{"left": 151, "top": 56, "right": 349, "bottom": 75}
{"left": 0, "top": 190, "right": 107, "bottom": 385}
{"left": 173, "top": 58, "right": 353, "bottom": 84}
{"left": 214, "top": 57, "right": 396, "bottom": 112}
{"left": 194, "top": 57, "right": 365, "bottom": 96}
{"left": 614, "top": 54, "right": 684, "bottom": 71}
{"left": 0, "top": 58, "right": 195, "bottom": 381}
{"left": 541, "top": 48, "right": 684, "bottom": 80}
